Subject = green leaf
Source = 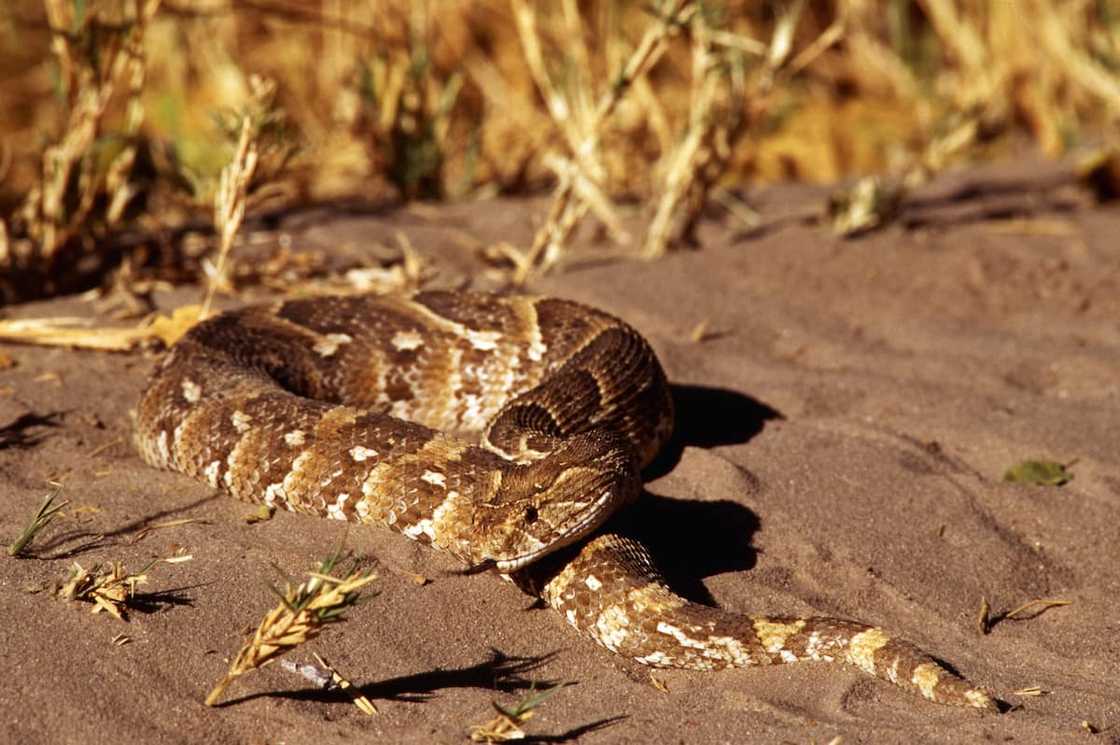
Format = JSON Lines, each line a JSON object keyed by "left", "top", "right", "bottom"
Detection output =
{"left": 1003, "top": 460, "right": 1073, "bottom": 487}
{"left": 494, "top": 683, "right": 565, "bottom": 719}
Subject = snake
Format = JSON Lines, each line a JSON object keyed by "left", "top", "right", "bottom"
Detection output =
{"left": 134, "top": 290, "right": 996, "bottom": 710}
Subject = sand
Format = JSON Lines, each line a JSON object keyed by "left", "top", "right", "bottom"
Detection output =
{"left": 1, "top": 157, "right": 1118, "bottom": 744}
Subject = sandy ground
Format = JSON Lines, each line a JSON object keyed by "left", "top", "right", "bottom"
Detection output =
{"left": 2, "top": 158, "right": 1118, "bottom": 744}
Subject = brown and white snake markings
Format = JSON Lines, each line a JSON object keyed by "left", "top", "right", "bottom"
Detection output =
{"left": 135, "top": 291, "right": 996, "bottom": 710}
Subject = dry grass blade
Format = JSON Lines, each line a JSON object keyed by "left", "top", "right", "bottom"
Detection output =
{"left": 711, "top": 188, "right": 760, "bottom": 230}
{"left": 205, "top": 553, "right": 377, "bottom": 707}
{"left": 0, "top": 304, "right": 204, "bottom": 352}
{"left": 1035, "top": 2, "right": 1120, "bottom": 118}
{"left": 1012, "top": 686, "right": 1047, "bottom": 697}
{"left": 645, "top": 0, "right": 844, "bottom": 257}
{"left": 87, "top": 437, "right": 126, "bottom": 459}
{"left": 127, "top": 517, "right": 210, "bottom": 545}
{"left": 981, "top": 597, "right": 1072, "bottom": 633}
{"left": 511, "top": 0, "right": 582, "bottom": 161}
{"left": 918, "top": 0, "right": 988, "bottom": 95}
{"left": 977, "top": 596, "right": 992, "bottom": 635}
{"left": 2, "top": 0, "right": 160, "bottom": 302}
{"left": 200, "top": 74, "right": 295, "bottom": 317}
{"left": 786, "top": 17, "right": 845, "bottom": 77}
{"left": 688, "top": 319, "right": 730, "bottom": 343}
{"left": 516, "top": 0, "right": 695, "bottom": 281}
{"left": 201, "top": 114, "right": 260, "bottom": 319}
{"left": 55, "top": 558, "right": 162, "bottom": 621}
{"left": 1004, "top": 598, "right": 1072, "bottom": 621}
{"left": 596, "top": 2, "right": 696, "bottom": 127}
{"left": 144, "top": 305, "right": 207, "bottom": 347}
{"left": 828, "top": 176, "right": 904, "bottom": 237}
{"left": 469, "top": 684, "right": 565, "bottom": 743}
{"left": 279, "top": 653, "right": 377, "bottom": 715}
{"left": 643, "top": 8, "right": 719, "bottom": 259}
{"left": 7, "top": 489, "right": 69, "bottom": 557}
{"left": 0, "top": 317, "right": 140, "bottom": 351}
{"left": 542, "top": 153, "right": 629, "bottom": 246}
{"left": 314, "top": 653, "right": 377, "bottom": 716}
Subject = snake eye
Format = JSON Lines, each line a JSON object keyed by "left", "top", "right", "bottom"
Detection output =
{"left": 524, "top": 506, "right": 539, "bottom": 524}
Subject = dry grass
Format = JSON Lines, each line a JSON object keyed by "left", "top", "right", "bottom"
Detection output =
{"left": 977, "top": 596, "right": 1072, "bottom": 635}
{"left": 1, "top": 0, "right": 161, "bottom": 301}
{"left": 0, "top": 0, "right": 1117, "bottom": 296}
{"left": 279, "top": 652, "right": 378, "bottom": 716}
{"left": 0, "top": 302, "right": 204, "bottom": 350}
{"left": 205, "top": 552, "right": 376, "bottom": 707}
{"left": 54, "top": 554, "right": 187, "bottom": 621}
{"left": 56, "top": 560, "right": 152, "bottom": 620}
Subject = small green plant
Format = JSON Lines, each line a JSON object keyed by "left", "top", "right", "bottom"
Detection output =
{"left": 7, "top": 490, "right": 69, "bottom": 557}
{"left": 469, "top": 684, "right": 565, "bottom": 742}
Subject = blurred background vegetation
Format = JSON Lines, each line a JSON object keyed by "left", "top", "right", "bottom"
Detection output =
{"left": 0, "top": 0, "right": 1117, "bottom": 302}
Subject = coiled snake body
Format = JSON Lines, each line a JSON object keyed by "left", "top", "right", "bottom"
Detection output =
{"left": 135, "top": 291, "right": 995, "bottom": 710}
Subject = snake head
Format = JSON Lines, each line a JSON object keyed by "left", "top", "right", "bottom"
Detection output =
{"left": 471, "top": 429, "right": 639, "bottom": 572}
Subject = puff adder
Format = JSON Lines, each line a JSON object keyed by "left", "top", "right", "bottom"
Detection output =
{"left": 135, "top": 290, "right": 995, "bottom": 710}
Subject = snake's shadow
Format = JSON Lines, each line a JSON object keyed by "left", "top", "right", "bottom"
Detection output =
{"left": 613, "top": 384, "right": 781, "bottom": 607}
{"left": 225, "top": 648, "right": 555, "bottom": 707}
{"left": 0, "top": 411, "right": 63, "bottom": 450}
{"left": 646, "top": 383, "right": 781, "bottom": 480}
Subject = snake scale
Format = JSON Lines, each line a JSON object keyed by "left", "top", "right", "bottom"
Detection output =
{"left": 134, "top": 290, "right": 995, "bottom": 710}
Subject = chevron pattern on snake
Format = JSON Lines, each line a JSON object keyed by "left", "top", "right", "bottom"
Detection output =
{"left": 134, "top": 290, "right": 995, "bottom": 710}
